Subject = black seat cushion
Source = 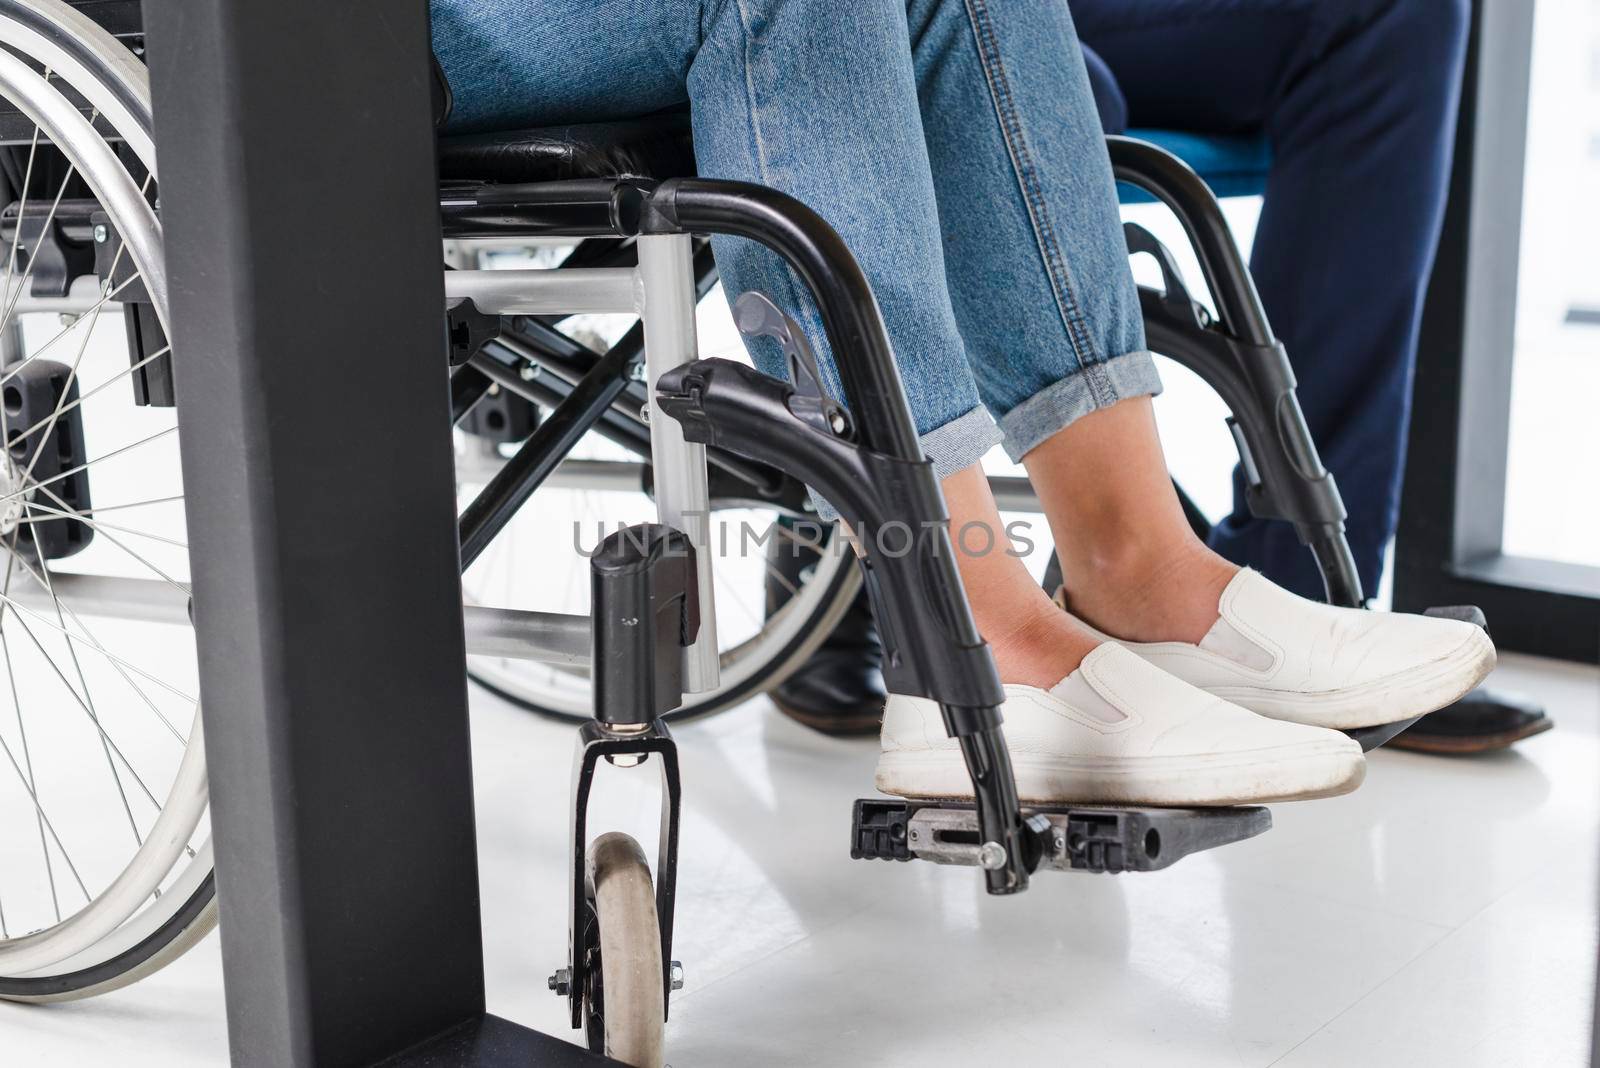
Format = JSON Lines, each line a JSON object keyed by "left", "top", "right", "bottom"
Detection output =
{"left": 438, "top": 113, "right": 696, "bottom": 183}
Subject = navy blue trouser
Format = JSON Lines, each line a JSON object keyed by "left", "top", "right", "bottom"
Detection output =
{"left": 1070, "top": 0, "right": 1470, "bottom": 601}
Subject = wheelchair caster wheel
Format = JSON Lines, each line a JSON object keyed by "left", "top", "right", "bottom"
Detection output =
{"left": 583, "top": 832, "right": 666, "bottom": 1068}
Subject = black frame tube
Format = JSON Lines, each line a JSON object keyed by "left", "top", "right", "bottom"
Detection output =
{"left": 458, "top": 339, "right": 637, "bottom": 569}
{"left": 448, "top": 174, "right": 1025, "bottom": 891}
{"left": 646, "top": 179, "right": 921, "bottom": 460}
{"left": 486, "top": 319, "right": 795, "bottom": 499}
{"left": 472, "top": 346, "right": 656, "bottom": 457}
{"left": 1107, "top": 135, "right": 1272, "bottom": 346}
{"left": 450, "top": 363, "right": 493, "bottom": 424}
{"left": 1110, "top": 138, "right": 1364, "bottom": 608}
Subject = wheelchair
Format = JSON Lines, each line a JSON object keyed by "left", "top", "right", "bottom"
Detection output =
{"left": 0, "top": 2, "right": 1484, "bottom": 1064}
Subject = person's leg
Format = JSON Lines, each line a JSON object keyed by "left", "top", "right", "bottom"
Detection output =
{"left": 940, "top": 464, "right": 1098, "bottom": 687}
{"left": 686, "top": 2, "right": 1001, "bottom": 483}
{"left": 688, "top": 0, "right": 1109, "bottom": 687}
{"left": 438, "top": 0, "right": 998, "bottom": 475}
{"left": 1071, "top": 0, "right": 1471, "bottom": 599}
{"left": 432, "top": 0, "right": 1372, "bottom": 804}
{"left": 430, "top": 0, "right": 698, "bottom": 131}
{"left": 905, "top": 0, "right": 1238, "bottom": 645}
{"left": 436, "top": 0, "right": 1093, "bottom": 683}
{"left": 1023, "top": 396, "right": 1235, "bottom": 643}
{"left": 894, "top": 0, "right": 1489, "bottom": 737}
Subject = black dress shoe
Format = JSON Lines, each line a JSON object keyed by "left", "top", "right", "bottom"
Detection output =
{"left": 764, "top": 532, "right": 886, "bottom": 736}
{"left": 1388, "top": 686, "right": 1553, "bottom": 754}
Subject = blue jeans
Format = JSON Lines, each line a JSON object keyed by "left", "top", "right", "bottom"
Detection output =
{"left": 1072, "top": 0, "right": 1469, "bottom": 599}
{"left": 432, "top": 0, "right": 1158, "bottom": 486}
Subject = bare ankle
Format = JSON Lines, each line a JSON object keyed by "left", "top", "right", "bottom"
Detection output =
{"left": 979, "top": 598, "right": 1099, "bottom": 688}
{"left": 1063, "top": 538, "right": 1236, "bottom": 645}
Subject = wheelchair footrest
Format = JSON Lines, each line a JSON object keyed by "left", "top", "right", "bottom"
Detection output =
{"left": 851, "top": 798, "right": 1270, "bottom": 874}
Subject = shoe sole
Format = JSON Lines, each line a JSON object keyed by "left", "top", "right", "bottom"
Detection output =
{"left": 874, "top": 739, "right": 1365, "bottom": 807}
{"left": 1386, "top": 715, "right": 1554, "bottom": 755}
{"left": 770, "top": 695, "right": 883, "bottom": 737}
{"left": 1210, "top": 626, "right": 1498, "bottom": 731}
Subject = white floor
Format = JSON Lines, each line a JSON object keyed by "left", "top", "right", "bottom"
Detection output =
{"left": 4, "top": 652, "right": 1596, "bottom": 1068}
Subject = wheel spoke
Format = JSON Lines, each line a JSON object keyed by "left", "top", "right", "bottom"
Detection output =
{"left": 0, "top": 719, "right": 93, "bottom": 905}
{"left": 0, "top": 272, "right": 143, "bottom": 392}
{"left": 3, "top": 342, "right": 170, "bottom": 452}
{"left": 13, "top": 279, "right": 110, "bottom": 489}
{"left": 9, "top": 525, "right": 148, "bottom": 848}
{"left": 0, "top": 121, "right": 42, "bottom": 306}
{"left": 54, "top": 492, "right": 183, "bottom": 516}
{"left": 0, "top": 150, "right": 83, "bottom": 333}
{"left": 4, "top": 602, "right": 162, "bottom": 814}
{"left": 24, "top": 476, "right": 191, "bottom": 596}
{"left": 0, "top": 570, "right": 198, "bottom": 707}
{"left": 0, "top": 426, "right": 182, "bottom": 530}
{"left": 759, "top": 555, "right": 798, "bottom": 599}
{"left": 13, "top": 499, "right": 188, "bottom": 550}
{"left": 2, "top": 550, "right": 188, "bottom": 744}
{"left": 0, "top": 549, "right": 61, "bottom": 923}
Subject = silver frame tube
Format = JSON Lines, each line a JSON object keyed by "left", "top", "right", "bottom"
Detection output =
{"left": 463, "top": 605, "right": 589, "bottom": 665}
{"left": 454, "top": 451, "right": 650, "bottom": 495}
{"left": 12, "top": 274, "right": 115, "bottom": 315}
{"left": 13, "top": 575, "right": 593, "bottom": 666}
{"left": 637, "top": 233, "right": 720, "bottom": 691}
{"left": 444, "top": 268, "right": 637, "bottom": 316}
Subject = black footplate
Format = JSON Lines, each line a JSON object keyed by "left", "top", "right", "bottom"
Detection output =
{"left": 852, "top": 799, "right": 1270, "bottom": 875}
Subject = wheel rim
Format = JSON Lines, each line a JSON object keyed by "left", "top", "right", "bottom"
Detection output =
{"left": 0, "top": 38, "right": 208, "bottom": 980}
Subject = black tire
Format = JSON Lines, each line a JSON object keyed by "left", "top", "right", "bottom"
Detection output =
{"left": 0, "top": 878, "right": 216, "bottom": 1003}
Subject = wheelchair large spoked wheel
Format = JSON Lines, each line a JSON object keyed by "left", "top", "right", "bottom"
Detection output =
{"left": 0, "top": 1, "right": 216, "bottom": 1001}
{"left": 457, "top": 381, "right": 860, "bottom": 725}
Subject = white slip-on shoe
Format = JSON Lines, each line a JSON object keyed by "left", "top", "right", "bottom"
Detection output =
{"left": 875, "top": 643, "right": 1364, "bottom": 806}
{"left": 1070, "top": 568, "right": 1496, "bottom": 731}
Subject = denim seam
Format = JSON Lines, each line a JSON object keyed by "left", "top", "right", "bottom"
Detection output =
{"left": 730, "top": 0, "right": 772, "bottom": 182}
{"left": 960, "top": 0, "right": 1111, "bottom": 409}
{"left": 728, "top": 0, "right": 826, "bottom": 396}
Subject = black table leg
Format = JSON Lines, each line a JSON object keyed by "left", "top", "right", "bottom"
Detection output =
{"left": 144, "top": 2, "right": 611, "bottom": 1063}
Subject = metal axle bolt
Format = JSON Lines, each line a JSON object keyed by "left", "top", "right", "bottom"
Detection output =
{"left": 977, "top": 841, "right": 1008, "bottom": 871}
{"left": 93, "top": 223, "right": 109, "bottom": 244}
{"left": 519, "top": 362, "right": 540, "bottom": 381}
{"left": 548, "top": 968, "right": 571, "bottom": 996}
{"left": 670, "top": 961, "right": 685, "bottom": 991}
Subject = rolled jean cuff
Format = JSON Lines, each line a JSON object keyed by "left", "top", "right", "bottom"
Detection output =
{"left": 808, "top": 404, "right": 1002, "bottom": 521}
{"left": 998, "top": 350, "right": 1163, "bottom": 462}
{"left": 919, "top": 404, "right": 1006, "bottom": 481}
